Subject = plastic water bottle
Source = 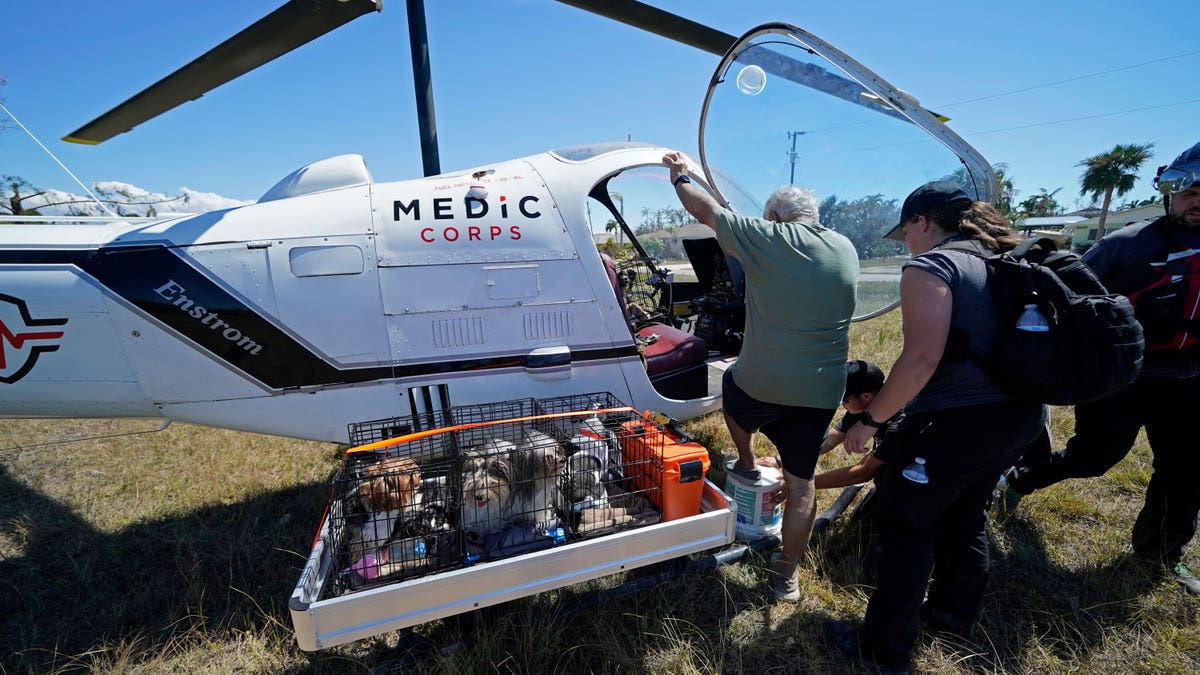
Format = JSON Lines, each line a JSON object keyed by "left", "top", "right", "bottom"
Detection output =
{"left": 902, "top": 457, "right": 930, "bottom": 484}
{"left": 1016, "top": 303, "right": 1050, "bottom": 332}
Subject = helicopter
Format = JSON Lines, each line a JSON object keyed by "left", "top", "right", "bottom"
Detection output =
{"left": 0, "top": 1, "right": 996, "bottom": 443}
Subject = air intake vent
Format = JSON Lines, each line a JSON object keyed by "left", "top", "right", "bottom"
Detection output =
{"left": 524, "top": 311, "right": 572, "bottom": 340}
{"left": 432, "top": 317, "right": 485, "bottom": 348}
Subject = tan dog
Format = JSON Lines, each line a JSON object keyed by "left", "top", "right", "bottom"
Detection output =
{"left": 348, "top": 455, "right": 422, "bottom": 560}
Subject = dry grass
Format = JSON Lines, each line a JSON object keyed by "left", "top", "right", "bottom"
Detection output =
{"left": 2, "top": 310, "right": 1197, "bottom": 673}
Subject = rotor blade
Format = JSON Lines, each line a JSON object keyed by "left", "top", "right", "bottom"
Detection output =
{"left": 553, "top": 0, "right": 737, "bottom": 56}
{"left": 63, "top": 0, "right": 381, "bottom": 145}
{"left": 554, "top": 4, "right": 949, "bottom": 124}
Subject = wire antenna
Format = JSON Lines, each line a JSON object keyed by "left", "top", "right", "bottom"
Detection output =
{"left": 0, "top": 101, "right": 119, "bottom": 217}
{"left": 1, "top": 420, "right": 172, "bottom": 452}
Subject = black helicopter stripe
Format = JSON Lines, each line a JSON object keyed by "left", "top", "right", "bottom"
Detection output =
{"left": 0, "top": 246, "right": 638, "bottom": 389}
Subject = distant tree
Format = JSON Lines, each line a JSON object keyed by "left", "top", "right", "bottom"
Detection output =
{"left": 941, "top": 163, "right": 1014, "bottom": 219}
{"left": 1117, "top": 194, "right": 1162, "bottom": 210}
{"left": 3, "top": 175, "right": 44, "bottom": 216}
{"left": 1078, "top": 142, "right": 1154, "bottom": 241}
{"left": 992, "top": 163, "right": 1017, "bottom": 221}
{"left": 636, "top": 206, "right": 690, "bottom": 235}
{"left": 821, "top": 193, "right": 903, "bottom": 260}
{"left": 1017, "top": 188, "right": 1064, "bottom": 219}
{"left": 640, "top": 237, "right": 665, "bottom": 258}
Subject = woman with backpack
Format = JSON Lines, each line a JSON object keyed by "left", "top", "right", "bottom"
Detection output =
{"left": 823, "top": 180, "right": 1045, "bottom": 674}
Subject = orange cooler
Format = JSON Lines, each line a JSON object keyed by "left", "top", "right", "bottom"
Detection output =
{"left": 620, "top": 419, "right": 711, "bottom": 521}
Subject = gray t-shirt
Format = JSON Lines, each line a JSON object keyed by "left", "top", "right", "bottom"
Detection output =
{"left": 901, "top": 237, "right": 1011, "bottom": 413}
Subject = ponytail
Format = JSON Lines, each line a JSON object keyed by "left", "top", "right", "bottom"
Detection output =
{"left": 928, "top": 201, "right": 1020, "bottom": 252}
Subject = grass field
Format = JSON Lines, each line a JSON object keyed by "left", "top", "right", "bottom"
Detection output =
{"left": 1, "top": 310, "right": 1197, "bottom": 673}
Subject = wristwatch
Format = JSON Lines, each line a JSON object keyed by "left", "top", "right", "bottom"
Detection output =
{"left": 860, "top": 412, "right": 883, "bottom": 429}
{"left": 673, "top": 174, "right": 691, "bottom": 187}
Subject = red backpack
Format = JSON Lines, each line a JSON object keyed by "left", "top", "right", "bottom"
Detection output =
{"left": 1125, "top": 223, "right": 1200, "bottom": 351}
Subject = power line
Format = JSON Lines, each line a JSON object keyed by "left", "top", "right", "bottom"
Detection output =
{"left": 935, "top": 49, "right": 1200, "bottom": 108}
{"left": 963, "top": 98, "right": 1200, "bottom": 137}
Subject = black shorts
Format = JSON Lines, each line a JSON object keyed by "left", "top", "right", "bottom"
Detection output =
{"left": 722, "top": 369, "right": 835, "bottom": 480}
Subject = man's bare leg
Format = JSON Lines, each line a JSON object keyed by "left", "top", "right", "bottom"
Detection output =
{"left": 774, "top": 468, "right": 817, "bottom": 579}
{"left": 724, "top": 410, "right": 758, "bottom": 475}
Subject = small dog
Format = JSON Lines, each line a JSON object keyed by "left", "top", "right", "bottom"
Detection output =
{"left": 460, "top": 439, "right": 517, "bottom": 537}
{"left": 347, "top": 454, "right": 422, "bottom": 560}
{"left": 460, "top": 432, "right": 567, "bottom": 538}
{"left": 562, "top": 451, "right": 607, "bottom": 509}
{"left": 507, "top": 437, "right": 566, "bottom": 530}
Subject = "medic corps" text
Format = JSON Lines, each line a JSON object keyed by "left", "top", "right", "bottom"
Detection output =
{"left": 393, "top": 195, "right": 540, "bottom": 243}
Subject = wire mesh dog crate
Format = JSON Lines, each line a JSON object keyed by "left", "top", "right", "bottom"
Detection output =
{"left": 292, "top": 392, "right": 734, "bottom": 651}
{"left": 323, "top": 392, "right": 671, "bottom": 598}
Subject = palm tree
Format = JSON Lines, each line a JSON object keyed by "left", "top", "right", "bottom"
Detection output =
{"left": 1077, "top": 143, "right": 1154, "bottom": 241}
{"left": 1018, "top": 187, "right": 1064, "bottom": 219}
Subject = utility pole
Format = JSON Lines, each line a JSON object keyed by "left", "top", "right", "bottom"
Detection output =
{"left": 787, "top": 131, "right": 806, "bottom": 185}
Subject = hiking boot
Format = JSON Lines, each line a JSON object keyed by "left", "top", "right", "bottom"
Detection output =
{"left": 920, "top": 602, "right": 973, "bottom": 641}
{"left": 823, "top": 619, "right": 909, "bottom": 675}
{"left": 1172, "top": 562, "right": 1200, "bottom": 596}
{"left": 769, "top": 551, "right": 800, "bottom": 602}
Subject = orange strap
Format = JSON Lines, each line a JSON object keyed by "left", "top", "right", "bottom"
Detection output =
{"left": 344, "top": 406, "right": 646, "bottom": 455}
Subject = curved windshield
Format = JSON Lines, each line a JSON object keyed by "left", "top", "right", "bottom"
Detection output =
{"left": 699, "top": 24, "right": 996, "bottom": 320}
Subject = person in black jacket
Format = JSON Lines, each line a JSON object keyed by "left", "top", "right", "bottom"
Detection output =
{"left": 1003, "top": 141, "right": 1200, "bottom": 595}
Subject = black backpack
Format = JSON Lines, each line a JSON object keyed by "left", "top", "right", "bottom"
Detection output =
{"left": 943, "top": 237, "right": 1144, "bottom": 405}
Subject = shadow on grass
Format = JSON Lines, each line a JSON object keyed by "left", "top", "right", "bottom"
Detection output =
{"left": 809, "top": 503, "right": 1170, "bottom": 672}
{"left": 982, "top": 515, "right": 1165, "bottom": 670}
{"left": 0, "top": 463, "right": 331, "bottom": 673}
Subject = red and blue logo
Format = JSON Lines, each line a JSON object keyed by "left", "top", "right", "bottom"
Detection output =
{"left": 0, "top": 294, "right": 68, "bottom": 384}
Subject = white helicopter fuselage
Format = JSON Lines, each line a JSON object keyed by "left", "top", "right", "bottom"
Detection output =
{"left": 0, "top": 144, "right": 723, "bottom": 442}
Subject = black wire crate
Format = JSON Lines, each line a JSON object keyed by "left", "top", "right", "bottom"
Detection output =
{"left": 324, "top": 393, "right": 672, "bottom": 598}
{"left": 347, "top": 409, "right": 454, "bottom": 447}
{"left": 325, "top": 437, "right": 461, "bottom": 597}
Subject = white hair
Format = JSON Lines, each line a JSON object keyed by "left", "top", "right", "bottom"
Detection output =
{"left": 763, "top": 185, "right": 820, "bottom": 224}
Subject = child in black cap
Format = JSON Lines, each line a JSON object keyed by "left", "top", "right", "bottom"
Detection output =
{"left": 757, "top": 359, "right": 897, "bottom": 488}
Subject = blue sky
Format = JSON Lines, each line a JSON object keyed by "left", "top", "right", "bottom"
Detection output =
{"left": 2, "top": 1, "right": 1196, "bottom": 212}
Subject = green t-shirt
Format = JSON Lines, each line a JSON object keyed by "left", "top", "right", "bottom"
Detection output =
{"left": 716, "top": 208, "right": 858, "bottom": 408}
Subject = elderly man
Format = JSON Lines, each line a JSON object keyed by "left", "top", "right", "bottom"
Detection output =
{"left": 663, "top": 151, "right": 858, "bottom": 600}
{"left": 1004, "top": 141, "right": 1200, "bottom": 594}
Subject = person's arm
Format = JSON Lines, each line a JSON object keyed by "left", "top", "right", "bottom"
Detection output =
{"left": 819, "top": 428, "right": 847, "bottom": 455}
{"left": 662, "top": 151, "right": 720, "bottom": 229}
{"left": 814, "top": 455, "right": 884, "bottom": 490}
{"left": 844, "top": 267, "right": 951, "bottom": 454}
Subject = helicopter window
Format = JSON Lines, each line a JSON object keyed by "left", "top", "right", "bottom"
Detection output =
{"left": 289, "top": 245, "right": 364, "bottom": 277}
{"left": 587, "top": 166, "right": 717, "bottom": 329}
{"left": 550, "top": 141, "right": 657, "bottom": 163}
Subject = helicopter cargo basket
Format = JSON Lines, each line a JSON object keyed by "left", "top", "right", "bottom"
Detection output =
{"left": 289, "top": 392, "right": 735, "bottom": 650}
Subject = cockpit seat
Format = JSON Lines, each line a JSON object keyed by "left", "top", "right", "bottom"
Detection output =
{"left": 636, "top": 324, "right": 708, "bottom": 377}
{"left": 600, "top": 252, "right": 708, "bottom": 378}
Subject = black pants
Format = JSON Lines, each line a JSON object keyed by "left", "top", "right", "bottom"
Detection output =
{"left": 861, "top": 400, "right": 1043, "bottom": 670}
{"left": 1008, "top": 375, "right": 1200, "bottom": 564}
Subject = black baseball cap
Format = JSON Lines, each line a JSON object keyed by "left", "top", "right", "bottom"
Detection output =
{"left": 882, "top": 180, "right": 973, "bottom": 241}
{"left": 845, "top": 359, "right": 885, "bottom": 397}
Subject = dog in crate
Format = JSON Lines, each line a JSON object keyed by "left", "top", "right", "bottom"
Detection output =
{"left": 346, "top": 454, "right": 423, "bottom": 561}
{"left": 461, "top": 432, "right": 566, "bottom": 538}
